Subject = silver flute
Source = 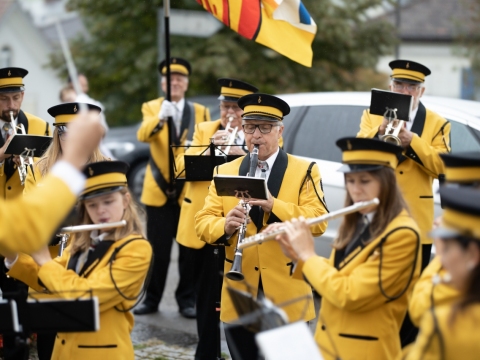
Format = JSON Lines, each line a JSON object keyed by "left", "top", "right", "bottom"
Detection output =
{"left": 238, "top": 198, "right": 380, "bottom": 250}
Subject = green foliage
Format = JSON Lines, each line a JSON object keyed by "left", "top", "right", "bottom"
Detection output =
{"left": 50, "top": 0, "right": 397, "bottom": 125}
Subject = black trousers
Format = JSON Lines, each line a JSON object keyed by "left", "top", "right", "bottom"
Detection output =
{"left": 0, "top": 262, "right": 29, "bottom": 360}
{"left": 194, "top": 245, "right": 225, "bottom": 360}
{"left": 143, "top": 203, "right": 196, "bottom": 310}
{"left": 399, "top": 243, "right": 433, "bottom": 348}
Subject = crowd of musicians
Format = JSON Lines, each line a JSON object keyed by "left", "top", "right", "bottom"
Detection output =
{"left": 0, "top": 57, "right": 478, "bottom": 360}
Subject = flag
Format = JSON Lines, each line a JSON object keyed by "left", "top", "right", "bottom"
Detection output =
{"left": 197, "top": 0, "right": 317, "bottom": 67}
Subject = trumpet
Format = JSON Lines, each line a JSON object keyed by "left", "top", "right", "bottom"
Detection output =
{"left": 238, "top": 198, "right": 380, "bottom": 250}
{"left": 222, "top": 115, "right": 239, "bottom": 155}
{"left": 382, "top": 107, "right": 405, "bottom": 145}
{"left": 57, "top": 220, "right": 127, "bottom": 256}
{"left": 9, "top": 111, "right": 28, "bottom": 185}
{"left": 226, "top": 144, "right": 259, "bottom": 281}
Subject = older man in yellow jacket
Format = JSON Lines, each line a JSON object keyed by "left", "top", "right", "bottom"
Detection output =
{"left": 135, "top": 58, "right": 210, "bottom": 318}
{"left": 195, "top": 93, "right": 328, "bottom": 360}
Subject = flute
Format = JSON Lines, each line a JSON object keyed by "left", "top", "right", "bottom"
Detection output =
{"left": 238, "top": 198, "right": 380, "bottom": 250}
{"left": 60, "top": 220, "right": 127, "bottom": 233}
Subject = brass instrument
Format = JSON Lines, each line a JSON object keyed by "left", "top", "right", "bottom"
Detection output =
{"left": 216, "top": 115, "right": 239, "bottom": 156}
{"left": 382, "top": 107, "right": 405, "bottom": 145}
{"left": 9, "top": 111, "right": 27, "bottom": 185}
{"left": 238, "top": 198, "right": 380, "bottom": 250}
{"left": 226, "top": 144, "right": 259, "bottom": 281}
{"left": 57, "top": 220, "right": 127, "bottom": 256}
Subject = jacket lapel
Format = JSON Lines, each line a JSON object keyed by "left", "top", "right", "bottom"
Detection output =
{"left": 176, "top": 100, "right": 192, "bottom": 145}
{"left": 334, "top": 225, "right": 371, "bottom": 270}
{"left": 17, "top": 110, "right": 29, "bottom": 134}
{"left": 67, "top": 251, "right": 81, "bottom": 271}
{"left": 398, "top": 102, "right": 426, "bottom": 166}
{"left": 79, "top": 240, "right": 115, "bottom": 277}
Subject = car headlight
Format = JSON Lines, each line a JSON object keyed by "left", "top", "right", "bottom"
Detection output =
{"left": 104, "top": 141, "right": 136, "bottom": 158}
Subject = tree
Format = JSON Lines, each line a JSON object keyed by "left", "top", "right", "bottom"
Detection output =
{"left": 51, "top": 0, "right": 397, "bottom": 126}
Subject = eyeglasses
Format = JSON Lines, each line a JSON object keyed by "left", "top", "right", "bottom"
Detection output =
{"left": 220, "top": 104, "right": 242, "bottom": 112}
{"left": 392, "top": 83, "right": 421, "bottom": 92}
{"left": 242, "top": 124, "right": 280, "bottom": 134}
{"left": 57, "top": 126, "right": 68, "bottom": 141}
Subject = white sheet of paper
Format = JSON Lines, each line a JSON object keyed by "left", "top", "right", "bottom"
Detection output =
{"left": 255, "top": 322, "right": 324, "bottom": 360}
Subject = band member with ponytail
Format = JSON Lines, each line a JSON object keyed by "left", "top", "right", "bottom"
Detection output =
{"left": 195, "top": 94, "right": 328, "bottom": 360}
{"left": 274, "top": 137, "right": 421, "bottom": 360}
{"left": 404, "top": 187, "right": 480, "bottom": 359}
{"left": 4, "top": 161, "right": 152, "bottom": 360}
{"left": 24, "top": 102, "right": 108, "bottom": 195}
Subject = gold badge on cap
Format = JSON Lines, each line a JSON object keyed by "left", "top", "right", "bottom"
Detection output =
{"left": 7, "top": 70, "right": 11, "bottom": 76}
{"left": 88, "top": 167, "right": 94, "bottom": 176}
{"left": 73, "top": 105, "right": 77, "bottom": 113}
{"left": 172, "top": 58, "right": 177, "bottom": 63}
{"left": 229, "top": 81, "right": 232, "bottom": 87}
{"left": 258, "top": 96, "right": 262, "bottom": 104}
{"left": 406, "top": 62, "right": 410, "bottom": 69}
{"left": 347, "top": 140, "right": 352, "bottom": 150}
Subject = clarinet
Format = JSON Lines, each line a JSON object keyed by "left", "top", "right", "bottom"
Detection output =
{"left": 225, "top": 144, "right": 259, "bottom": 281}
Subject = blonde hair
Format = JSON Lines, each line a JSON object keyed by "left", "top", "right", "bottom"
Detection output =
{"left": 36, "top": 127, "right": 108, "bottom": 177}
{"left": 333, "top": 167, "right": 408, "bottom": 250}
{"left": 70, "top": 187, "right": 145, "bottom": 255}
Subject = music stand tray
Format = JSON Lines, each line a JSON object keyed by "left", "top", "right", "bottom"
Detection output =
{"left": 214, "top": 175, "right": 268, "bottom": 200}
{"left": 184, "top": 155, "right": 241, "bottom": 181}
{"left": 5, "top": 134, "right": 52, "bottom": 157}
{"left": 370, "top": 88, "right": 413, "bottom": 121}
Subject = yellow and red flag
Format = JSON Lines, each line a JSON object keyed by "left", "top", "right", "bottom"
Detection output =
{"left": 197, "top": 0, "right": 317, "bottom": 67}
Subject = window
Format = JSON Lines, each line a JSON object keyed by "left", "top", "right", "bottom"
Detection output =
{"left": 449, "top": 120, "right": 480, "bottom": 152}
{"left": 287, "top": 105, "right": 367, "bottom": 161}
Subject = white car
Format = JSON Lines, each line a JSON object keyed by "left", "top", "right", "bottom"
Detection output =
{"left": 277, "top": 92, "right": 480, "bottom": 256}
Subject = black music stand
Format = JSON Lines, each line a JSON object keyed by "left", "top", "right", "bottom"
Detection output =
{"left": 214, "top": 175, "right": 268, "bottom": 200}
{"left": 370, "top": 88, "right": 413, "bottom": 121}
{"left": 174, "top": 140, "right": 242, "bottom": 182}
{"left": 0, "top": 292, "right": 99, "bottom": 354}
{"left": 5, "top": 134, "right": 52, "bottom": 157}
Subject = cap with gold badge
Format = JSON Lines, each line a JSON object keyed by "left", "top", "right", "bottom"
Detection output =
{"left": 48, "top": 102, "right": 102, "bottom": 127}
{"left": 430, "top": 187, "right": 480, "bottom": 240}
{"left": 440, "top": 151, "right": 480, "bottom": 185}
{"left": 158, "top": 57, "right": 191, "bottom": 77}
{"left": 217, "top": 78, "right": 258, "bottom": 102}
{"left": 336, "top": 137, "right": 403, "bottom": 173}
{"left": 0, "top": 67, "right": 28, "bottom": 93}
{"left": 81, "top": 161, "right": 129, "bottom": 200}
{"left": 389, "top": 60, "right": 431, "bottom": 84}
{"left": 238, "top": 93, "right": 290, "bottom": 122}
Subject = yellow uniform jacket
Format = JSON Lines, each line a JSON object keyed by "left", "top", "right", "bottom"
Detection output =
{"left": 357, "top": 103, "right": 450, "bottom": 244}
{"left": 409, "top": 255, "right": 460, "bottom": 327}
{"left": 195, "top": 150, "right": 328, "bottom": 323}
{"left": 296, "top": 210, "right": 421, "bottom": 360}
{"left": 403, "top": 303, "right": 480, "bottom": 360}
{"left": 137, "top": 97, "right": 210, "bottom": 207}
{"left": 0, "top": 110, "right": 51, "bottom": 199}
{"left": 0, "top": 173, "right": 76, "bottom": 255}
{"left": 7, "top": 234, "right": 152, "bottom": 360}
{"left": 176, "top": 120, "right": 222, "bottom": 249}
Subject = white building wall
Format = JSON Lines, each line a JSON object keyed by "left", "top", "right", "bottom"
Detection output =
{"left": 378, "top": 43, "right": 471, "bottom": 99}
{"left": 0, "top": 4, "right": 62, "bottom": 124}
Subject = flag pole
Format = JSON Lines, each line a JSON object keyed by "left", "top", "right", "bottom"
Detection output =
{"left": 163, "top": 0, "right": 176, "bottom": 197}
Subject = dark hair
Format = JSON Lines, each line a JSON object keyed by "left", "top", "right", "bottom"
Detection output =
{"left": 449, "top": 237, "right": 480, "bottom": 325}
{"left": 333, "top": 167, "right": 408, "bottom": 249}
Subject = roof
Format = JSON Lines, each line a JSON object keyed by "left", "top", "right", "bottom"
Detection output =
{"left": 379, "top": 0, "right": 474, "bottom": 42}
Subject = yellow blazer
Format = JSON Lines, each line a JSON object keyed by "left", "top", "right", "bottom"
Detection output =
{"left": 7, "top": 234, "right": 152, "bottom": 360}
{"left": 195, "top": 150, "right": 328, "bottom": 323}
{"left": 176, "top": 120, "right": 222, "bottom": 249}
{"left": 137, "top": 97, "right": 210, "bottom": 207}
{"left": 403, "top": 303, "right": 480, "bottom": 360}
{"left": 0, "top": 111, "right": 51, "bottom": 199}
{"left": 409, "top": 255, "right": 460, "bottom": 327}
{"left": 296, "top": 210, "right": 421, "bottom": 360}
{"left": 357, "top": 103, "right": 450, "bottom": 244}
{"left": 0, "top": 174, "right": 76, "bottom": 255}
